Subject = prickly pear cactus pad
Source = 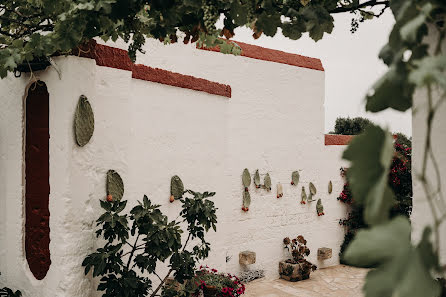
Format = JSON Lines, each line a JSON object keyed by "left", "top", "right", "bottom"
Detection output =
{"left": 254, "top": 170, "right": 261, "bottom": 188}
{"left": 74, "top": 95, "right": 94, "bottom": 147}
{"left": 277, "top": 183, "right": 283, "bottom": 198}
{"left": 291, "top": 171, "right": 299, "bottom": 185}
{"left": 309, "top": 182, "right": 317, "bottom": 195}
{"left": 242, "top": 191, "right": 251, "bottom": 212}
{"left": 301, "top": 186, "right": 307, "bottom": 204}
{"left": 264, "top": 173, "right": 272, "bottom": 191}
{"left": 106, "top": 170, "right": 124, "bottom": 201}
{"left": 242, "top": 168, "right": 251, "bottom": 189}
{"left": 308, "top": 192, "right": 315, "bottom": 202}
{"left": 328, "top": 181, "right": 333, "bottom": 194}
{"left": 170, "top": 175, "right": 184, "bottom": 200}
{"left": 316, "top": 198, "right": 324, "bottom": 216}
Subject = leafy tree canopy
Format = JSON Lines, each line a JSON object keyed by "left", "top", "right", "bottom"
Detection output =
{"left": 0, "top": 0, "right": 393, "bottom": 78}
{"left": 332, "top": 116, "right": 374, "bottom": 135}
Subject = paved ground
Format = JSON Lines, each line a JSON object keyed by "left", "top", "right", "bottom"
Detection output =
{"left": 244, "top": 265, "right": 367, "bottom": 297}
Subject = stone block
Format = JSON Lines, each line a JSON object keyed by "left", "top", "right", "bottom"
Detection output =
{"left": 318, "top": 247, "right": 332, "bottom": 260}
{"left": 239, "top": 251, "right": 256, "bottom": 265}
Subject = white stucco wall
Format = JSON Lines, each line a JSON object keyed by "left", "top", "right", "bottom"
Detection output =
{"left": 0, "top": 40, "right": 349, "bottom": 297}
{"left": 411, "top": 32, "right": 446, "bottom": 264}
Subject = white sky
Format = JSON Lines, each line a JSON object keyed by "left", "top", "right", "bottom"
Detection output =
{"left": 229, "top": 10, "right": 412, "bottom": 136}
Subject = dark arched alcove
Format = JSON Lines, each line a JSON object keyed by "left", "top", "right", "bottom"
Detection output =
{"left": 25, "top": 81, "right": 51, "bottom": 280}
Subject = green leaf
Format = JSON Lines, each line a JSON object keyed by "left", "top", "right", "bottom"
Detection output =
{"left": 4, "top": 55, "right": 18, "bottom": 70}
{"left": 100, "top": 200, "right": 112, "bottom": 211}
{"left": 74, "top": 95, "right": 95, "bottom": 147}
{"left": 344, "top": 217, "right": 441, "bottom": 297}
{"left": 230, "top": 1, "right": 249, "bottom": 24}
{"left": 343, "top": 125, "right": 395, "bottom": 225}
{"left": 366, "top": 63, "right": 414, "bottom": 112}
{"left": 143, "top": 195, "right": 149, "bottom": 207}
{"left": 255, "top": 12, "right": 281, "bottom": 36}
{"left": 344, "top": 216, "right": 410, "bottom": 267}
{"left": 409, "top": 55, "right": 446, "bottom": 90}
{"left": 170, "top": 175, "right": 184, "bottom": 199}
{"left": 115, "top": 201, "right": 127, "bottom": 213}
{"left": 417, "top": 227, "right": 439, "bottom": 271}
{"left": 107, "top": 170, "right": 124, "bottom": 201}
{"left": 242, "top": 168, "right": 251, "bottom": 188}
{"left": 400, "top": 3, "right": 433, "bottom": 43}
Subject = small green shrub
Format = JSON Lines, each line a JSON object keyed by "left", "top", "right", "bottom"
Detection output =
{"left": 82, "top": 190, "right": 217, "bottom": 297}
{"left": 333, "top": 117, "right": 373, "bottom": 135}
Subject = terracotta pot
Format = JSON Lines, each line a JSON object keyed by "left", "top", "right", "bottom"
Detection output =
{"left": 203, "top": 285, "right": 219, "bottom": 297}
{"left": 279, "top": 261, "right": 311, "bottom": 282}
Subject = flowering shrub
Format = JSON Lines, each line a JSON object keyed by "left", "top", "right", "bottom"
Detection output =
{"left": 337, "top": 181, "right": 353, "bottom": 204}
{"left": 192, "top": 266, "right": 245, "bottom": 297}
{"left": 338, "top": 134, "right": 412, "bottom": 258}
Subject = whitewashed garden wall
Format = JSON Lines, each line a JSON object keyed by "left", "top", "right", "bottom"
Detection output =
{"left": 0, "top": 39, "right": 350, "bottom": 297}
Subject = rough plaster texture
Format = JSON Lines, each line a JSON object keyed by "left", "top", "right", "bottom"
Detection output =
{"left": 0, "top": 40, "right": 349, "bottom": 297}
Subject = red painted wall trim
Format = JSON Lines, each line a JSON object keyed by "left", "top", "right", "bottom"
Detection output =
{"left": 132, "top": 64, "right": 231, "bottom": 98}
{"left": 325, "top": 134, "right": 354, "bottom": 145}
{"left": 198, "top": 40, "right": 324, "bottom": 71}
{"left": 25, "top": 81, "right": 51, "bottom": 280}
{"left": 73, "top": 40, "right": 231, "bottom": 98}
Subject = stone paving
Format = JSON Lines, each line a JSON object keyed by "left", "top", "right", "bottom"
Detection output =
{"left": 244, "top": 265, "right": 367, "bottom": 297}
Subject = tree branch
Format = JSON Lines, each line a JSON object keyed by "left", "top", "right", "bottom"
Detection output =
{"left": 126, "top": 234, "right": 140, "bottom": 270}
{"left": 149, "top": 233, "right": 192, "bottom": 297}
{"left": 329, "top": 0, "right": 390, "bottom": 14}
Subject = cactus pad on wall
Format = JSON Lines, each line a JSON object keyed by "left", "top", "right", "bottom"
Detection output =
{"left": 264, "top": 173, "right": 272, "bottom": 191}
{"left": 316, "top": 199, "right": 325, "bottom": 216}
{"left": 309, "top": 182, "right": 317, "bottom": 195}
{"left": 277, "top": 183, "right": 283, "bottom": 198}
{"left": 242, "top": 169, "right": 251, "bottom": 211}
{"left": 242, "top": 168, "right": 251, "bottom": 189}
{"left": 254, "top": 170, "right": 261, "bottom": 189}
{"left": 170, "top": 175, "right": 184, "bottom": 200}
{"left": 291, "top": 171, "right": 299, "bottom": 185}
{"left": 301, "top": 186, "right": 307, "bottom": 204}
{"left": 74, "top": 95, "right": 94, "bottom": 147}
{"left": 242, "top": 191, "right": 251, "bottom": 212}
{"left": 106, "top": 170, "right": 124, "bottom": 201}
{"left": 328, "top": 181, "right": 333, "bottom": 194}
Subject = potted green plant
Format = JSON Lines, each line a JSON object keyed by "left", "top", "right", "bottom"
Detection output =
{"left": 279, "top": 235, "right": 317, "bottom": 282}
{"left": 192, "top": 266, "right": 246, "bottom": 297}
